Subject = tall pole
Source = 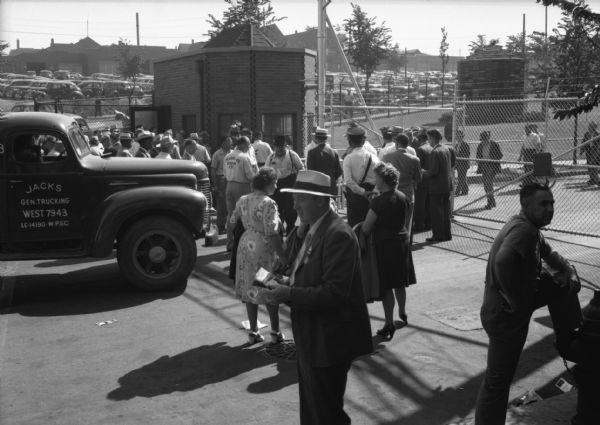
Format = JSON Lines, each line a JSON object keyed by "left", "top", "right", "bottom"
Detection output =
{"left": 523, "top": 13, "right": 527, "bottom": 96}
{"left": 136, "top": 12, "right": 140, "bottom": 46}
{"left": 317, "top": 0, "right": 328, "bottom": 127}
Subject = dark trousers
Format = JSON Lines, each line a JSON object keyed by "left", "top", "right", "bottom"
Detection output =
{"left": 482, "top": 171, "right": 496, "bottom": 206}
{"left": 522, "top": 148, "right": 536, "bottom": 178}
{"left": 297, "top": 360, "right": 351, "bottom": 425}
{"left": 475, "top": 313, "right": 531, "bottom": 425}
{"left": 346, "top": 194, "right": 370, "bottom": 228}
{"left": 413, "top": 183, "right": 430, "bottom": 231}
{"left": 214, "top": 175, "right": 227, "bottom": 229}
{"left": 456, "top": 167, "right": 469, "bottom": 195}
{"left": 429, "top": 192, "right": 451, "bottom": 240}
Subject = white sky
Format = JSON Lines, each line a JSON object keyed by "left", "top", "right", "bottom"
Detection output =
{"left": 2, "top": 0, "right": 598, "bottom": 57}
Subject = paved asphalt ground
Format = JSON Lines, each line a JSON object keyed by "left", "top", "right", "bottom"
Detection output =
{"left": 1, "top": 218, "right": 595, "bottom": 425}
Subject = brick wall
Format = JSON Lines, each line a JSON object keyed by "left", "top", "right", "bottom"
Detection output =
{"left": 154, "top": 56, "right": 202, "bottom": 133}
{"left": 154, "top": 47, "right": 316, "bottom": 152}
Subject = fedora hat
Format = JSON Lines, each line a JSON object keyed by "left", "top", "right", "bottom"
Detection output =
{"left": 280, "top": 170, "right": 332, "bottom": 197}
{"left": 312, "top": 127, "right": 330, "bottom": 138}
{"left": 391, "top": 125, "right": 404, "bottom": 134}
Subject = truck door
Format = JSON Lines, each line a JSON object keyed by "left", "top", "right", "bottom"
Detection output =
{"left": 5, "top": 130, "right": 84, "bottom": 247}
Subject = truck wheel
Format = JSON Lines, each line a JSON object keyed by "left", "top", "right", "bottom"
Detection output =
{"left": 117, "top": 216, "right": 197, "bottom": 291}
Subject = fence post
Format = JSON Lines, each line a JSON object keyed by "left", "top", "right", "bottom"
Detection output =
{"left": 451, "top": 81, "right": 458, "bottom": 146}
{"left": 573, "top": 115, "right": 579, "bottom": 165}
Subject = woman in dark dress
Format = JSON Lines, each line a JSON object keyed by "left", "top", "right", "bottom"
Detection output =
{"left": 362, "top": 162, "right": 417, "bottom": 340}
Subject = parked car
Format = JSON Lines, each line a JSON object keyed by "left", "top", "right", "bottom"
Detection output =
{"left": 102, "top": 80, "right": 144, "bottom": 98}
{"left": 31, "top": 81, "right": 84, "bottom": 100}
{"left": 40, "top": 70, "right": 54, "bottom": 79}
{"left": 53, "top": 70, "right": 71, "bottom": 80}
{"left": 2, "top": 79, "right": 37, "bottom": 99}
{"left": 78, "top": 80, "right": 107, "bottom": 98}
{"left": 0, "top": 112, "right": 208, "bottom": 291}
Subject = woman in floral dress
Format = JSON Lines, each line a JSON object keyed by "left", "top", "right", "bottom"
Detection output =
{"left": 230, "top": 167, "right": 286, "bottom": 344}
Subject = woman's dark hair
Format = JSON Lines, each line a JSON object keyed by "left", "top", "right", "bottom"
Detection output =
{"left": 252, "top": 167, "right": 278, "bottom": 191}
{"left": 374, "top": 162, "right": 399, "bottom": 188}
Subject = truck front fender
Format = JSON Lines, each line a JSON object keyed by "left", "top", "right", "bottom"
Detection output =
{"left": 87, "top": 186, "right": 206, "bottom": 257}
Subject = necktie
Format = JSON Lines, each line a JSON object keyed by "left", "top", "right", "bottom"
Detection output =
{"left": 290, "top": 232, "right": 312, "bottom": 286}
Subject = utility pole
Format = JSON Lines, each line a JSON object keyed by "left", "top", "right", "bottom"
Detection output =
{"left": 523, "top": 13, "right": 527, "bottom": 96}
{"left": 317, "top": 0, "right": 330, "bottom": 127}
{"left": 136, "top": 12, "right": 140, "bottom": 46}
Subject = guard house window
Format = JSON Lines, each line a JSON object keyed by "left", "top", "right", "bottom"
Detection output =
{"left": 218, "top": 113, "right": 243, "bottom": 138}
{"left": 182, "top": 114, "right": 196, "bottom": 135}
{"left": 262, "top": 113, "right": 294, "bottom": 145}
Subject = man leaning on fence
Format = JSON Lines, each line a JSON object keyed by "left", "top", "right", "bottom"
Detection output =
{"left": 475, "top": 182, "right": 580, "bottom": 425}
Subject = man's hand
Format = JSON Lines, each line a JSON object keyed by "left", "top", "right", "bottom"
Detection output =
{"left": 566, "top": 266, "right": 581, "bottom": 295}
{"left": 363, "top": 190, "right": 374, "bottom": 199}
{"left": 265, "top": 280, "right": 292, "bottom": 304}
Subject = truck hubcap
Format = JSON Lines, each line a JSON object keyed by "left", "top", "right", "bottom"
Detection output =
{"left": 148, "top": 246, "right": 167, "bottom": 263}
{"left": 133, "top": 231, "right": 182, "bottom": 278}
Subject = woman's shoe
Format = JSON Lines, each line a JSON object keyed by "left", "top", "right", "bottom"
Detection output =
{"left": 399, "top": 313, "right": 408, "bottom": 326}
{"left": 248, "top": 331, "right": 265, "bottom": 344}
{"left": 269, "top": 331, "right": 285, "bottom": 345}
{"left": 376, "top": 324, "right": 396, "bottom": 340}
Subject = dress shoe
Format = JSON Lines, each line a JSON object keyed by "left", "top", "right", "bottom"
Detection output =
{"left": 399, "top": 313, "right": 408, "bottom": 326}
{"left": 376, "top": 323, "right": 396, "bottom": 340}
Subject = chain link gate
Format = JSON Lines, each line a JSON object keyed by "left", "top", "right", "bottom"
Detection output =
{"left": 452, "top": 97, "right": 600, "bottom": 288}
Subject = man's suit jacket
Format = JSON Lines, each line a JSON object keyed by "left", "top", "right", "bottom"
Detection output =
{"left": 306, "top": 144, "right": 343, "bottom": 195}
{"left": 289, "top": 210, "right": 373, "bottom": 367}
{"left": 476, "top": 141, "right": 503, "bottom": 175}
{"left": 382, "top": 149, "right": 422, "bottom": 202}
{"left": 428, "top": 144, "right": 454, "bottom": 194}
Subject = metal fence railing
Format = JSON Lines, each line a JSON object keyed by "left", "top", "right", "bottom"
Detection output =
{"left": 33, "top": 96, "right": 153, "bottom": 133}
{"left": 452, "top": 97, "right": 600, "bottom": 288}
{"left": 302, "top": 100, "right": 600, "bottom": 287}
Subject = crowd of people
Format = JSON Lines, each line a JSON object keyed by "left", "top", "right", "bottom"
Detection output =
{"left": 84, "top": 119, "right": 584, "bottom": 424}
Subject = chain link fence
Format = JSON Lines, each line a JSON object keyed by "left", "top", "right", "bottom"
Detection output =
{"left": 452, "top": 97, "right": 600, "bottom": 287}
{"left": 302, "top": 99, "right": 599, "bottom": 287}
{"left": 32, "top": 96, "right": 153, "bottom": 133}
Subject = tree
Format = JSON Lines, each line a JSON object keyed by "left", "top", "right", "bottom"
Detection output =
{"left": 0, "top": 40, "right": 9, "bottom": 72}
{"left": 537, "top": 0, "right": 600, "bottom": 118}
{"left": 439, "top": 27, "right": 450, "bottom": 106}
{"left": 206, "top": 0, "right": 285, "bottom": 38}
{"left": 468, "top": 34, "right": 502, "bottom": 57}
{"left": 117, "top": 39, "right": 142, "bottom": 105}
{"left": 343, "top": 3, "right": 392, "bottom": 93}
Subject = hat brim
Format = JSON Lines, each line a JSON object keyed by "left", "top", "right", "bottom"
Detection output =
{"left": 312, "top": 133, "right": 330, "bottom": 138}
{"left": 280, "top": 188, "right": 333, "bottom": 197}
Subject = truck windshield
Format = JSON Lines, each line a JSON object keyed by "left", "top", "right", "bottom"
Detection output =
{"left": 68, "top": 124, "right": 91, "bottom": 157}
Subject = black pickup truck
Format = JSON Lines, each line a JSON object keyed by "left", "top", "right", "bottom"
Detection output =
{"left": 0, "top": 112, "right": 207, "bottom": 291}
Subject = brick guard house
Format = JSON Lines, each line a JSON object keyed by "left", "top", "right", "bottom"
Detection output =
{"left": 153, "top": 24, "right": 317, "bottom": 154}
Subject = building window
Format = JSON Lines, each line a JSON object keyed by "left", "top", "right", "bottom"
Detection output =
{"left": 261, "top": 113, "right": 294, "bottom": 145}
{"left": 182, "top": 114, "right": 196, "bottom": 135}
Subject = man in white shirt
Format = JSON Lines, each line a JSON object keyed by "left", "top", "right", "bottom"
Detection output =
{"left": 250, "top": 130, "right": 273, "bottom": 167}
{"left": 519, "top": 124, "right": 542, "bottom": 180}
{"left": 155, "top": 137, "right": 173, "bottom": 160}
{"left": 265, "top": 135, "right": 305, "bottom": 234}
{"left": 342, "top": 126, "right": 379, "bottom": 227}
{"left": 378, "top": 126, "right": 396, "bottom": 160}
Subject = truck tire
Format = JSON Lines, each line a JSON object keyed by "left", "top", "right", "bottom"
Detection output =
{"left": 117, "top": 216, "right": 197, "bottom": 291}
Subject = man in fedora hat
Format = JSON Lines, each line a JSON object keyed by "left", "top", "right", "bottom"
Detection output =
{"left": 306, "top": 127, "right": 342, "bottom": 195}
{"left": 265, "top": 170, "right": 373, "bottom": 425}
{"left": 117, "top": 132, "right": 134, "bottom": 157}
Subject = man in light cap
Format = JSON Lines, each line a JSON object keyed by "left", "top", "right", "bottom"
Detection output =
{"left": 342, "top": 126, "right": 379, "bottom": 227}
{"left": 155, "top": 137, "right": 174, "bottom": 160}
{"left": 265, "top": 170, "right": 373, "bottom": 425}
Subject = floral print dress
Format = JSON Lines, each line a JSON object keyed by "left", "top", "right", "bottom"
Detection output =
{"left": 231, "top": 192, "right": 282, "bottom": 304}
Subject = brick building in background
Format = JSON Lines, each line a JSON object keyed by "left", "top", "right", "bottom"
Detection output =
{"left": 4, "top": 37, "right": 177, "bottom": 75}
{"left": 153, "top": 24, "right": 317, "bottom": 154}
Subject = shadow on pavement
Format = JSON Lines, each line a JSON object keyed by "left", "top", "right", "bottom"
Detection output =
{"left": 5, "top": 263, "right": 183, "bottom": 316}
{"left": 363, "top": 334, "right": 558, "bottom": 425}
{"left": 107, "top": 342, "right": 297, "bottom": 400}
